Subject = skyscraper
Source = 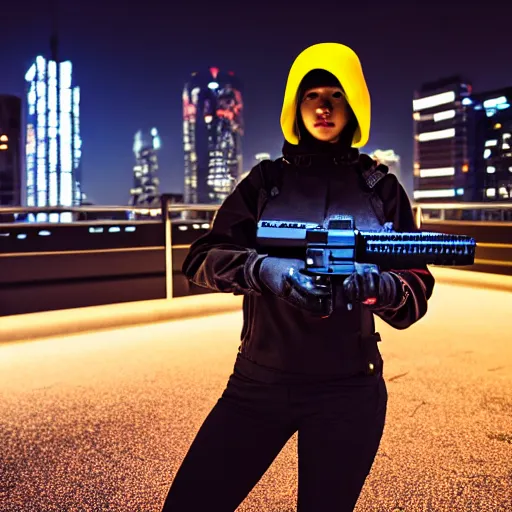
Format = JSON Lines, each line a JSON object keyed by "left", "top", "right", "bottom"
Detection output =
{"left": 183, "top": 67, "right": 243, "bottom": 204}
{"left": 25, "top": 55, "right": 81, "bottom": 220}
{"left": 0, "top": 95, "right": 22, "bottom": 206}
{"left": 412, "top": 76, "right": 473, "bottom": 203}
{"left": 370, "top": 149, "right": 403, "bottom": 189}
{"left": 130, "top": 128, "right": 161, "bottom": 207}
{"left": 471, "top": 88, "right": 512, "bottom": 201}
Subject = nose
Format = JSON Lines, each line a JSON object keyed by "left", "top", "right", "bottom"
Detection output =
{"left": 316, "top": 102, "right": 332, "bottom": 117}
{"left": 315, "top": 105, "right": 331, "bottom": 116}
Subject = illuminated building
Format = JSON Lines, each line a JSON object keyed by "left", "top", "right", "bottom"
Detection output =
{"left": 238, "top": 153, "right": 272, "bottom": 183}
{"left": 183, "top": 67, "right": 244, "bottom": 204}
{"left": 130, "top": 128, "right": 161, "bottom": 207}
{"left": 412, "top": 76, "right": 473, "bottom": 203}
{"left": 0, "top": 95, "right": 22, "bottom": 206}
{"left": 25, "top": 55, "right": 82, "bottom": 221}
{"left": 255, "top": 152, "right": 271, "bottom": 163}
{"left": 370, "top": 148, "right": 402, "bottom": 187}
{"left": 471, "top": 87, "right": 512, "bottom": 201}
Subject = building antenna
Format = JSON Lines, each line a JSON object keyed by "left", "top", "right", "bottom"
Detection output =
{"left": 50, "top": 0, "right": 59, "bottom": 62}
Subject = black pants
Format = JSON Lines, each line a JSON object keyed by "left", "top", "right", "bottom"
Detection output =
{"left": 161, "top": 357, "right": 387, "bottom": 512}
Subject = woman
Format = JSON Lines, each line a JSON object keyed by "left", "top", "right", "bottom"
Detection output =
{"left": 161, "top": 42, "right": 435, "bottom": 512}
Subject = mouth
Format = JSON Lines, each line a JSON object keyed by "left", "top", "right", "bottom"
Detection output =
{"left": 314, "top": 120, "right": 335, "bottom": 128}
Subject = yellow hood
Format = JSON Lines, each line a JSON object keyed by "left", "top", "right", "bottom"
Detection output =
{"left": 280, "top": 42, "right": 371, "bottom": 148}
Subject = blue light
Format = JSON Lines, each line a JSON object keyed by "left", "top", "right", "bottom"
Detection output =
{"left": 208, "top": 81, "right": 219, "bottom": 90}
{"left": 497, "top": 102, "right": 510, "bottom": 110}
{"left": 456, "top": 188, "right": 464, "bottom": 196}
{"left": 462, "top": 98, "right": 472, "bottom": 106}
{"left": 38, "top": 230, "right": 51, "bottom": 236}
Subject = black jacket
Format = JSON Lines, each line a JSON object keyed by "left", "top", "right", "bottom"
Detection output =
{"left": 182, "top": 152, "right": 435, "bottom": 378}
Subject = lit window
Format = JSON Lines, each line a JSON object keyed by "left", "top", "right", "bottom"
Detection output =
{"left": 417, "top": 128, "right": 455, "bottom": 142}
{"left": 485, "top": 188, "right": 496, "bottom": 197}
{"left": 413, "top": 189, "right": 456, "bottom": 199}
{"left": 433, "top": 109, "right": 456, "bottom": 122}
{"left": 485, "top": 140, "right": 497, "bottom": 147}
{"left": 486, "top": 166, "right": 496, "bottom": 174}
{"left": 419, "top": 167, "right": 455, "bottom": 178}
{"left": 413, "top": 91, "right": 456, "bottom": 111}
{"left": 483, "top": 96, "right": 507, "bottom": 109}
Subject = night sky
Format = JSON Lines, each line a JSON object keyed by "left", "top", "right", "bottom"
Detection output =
{"left": 2, "top": 1, "right": 511, "bottom": 205}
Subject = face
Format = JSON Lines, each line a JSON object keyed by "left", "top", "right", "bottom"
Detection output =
{"left": 299, "top": 86, "right": 351, "bottom": 143}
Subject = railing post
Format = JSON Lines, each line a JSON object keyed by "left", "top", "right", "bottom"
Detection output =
{"left": 415, "top": 206, "right": 422, "bottom": 229}
{"left": 160, "top": 194, "right": 173, "bottom": 300}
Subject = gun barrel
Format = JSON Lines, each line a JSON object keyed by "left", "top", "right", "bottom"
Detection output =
{"left": 358, "top": 231, "right": 476, "bottom": 267}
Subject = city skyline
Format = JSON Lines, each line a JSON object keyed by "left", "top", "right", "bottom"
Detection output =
{"left": 2, "top": 1, "right": 512, "bottom": 205}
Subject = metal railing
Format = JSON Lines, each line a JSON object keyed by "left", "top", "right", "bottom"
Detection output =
{"left": 1, "top": 201, "right": 511, "bottom": 299}
{"left": 413, "top": 202, "right": 512, "bottom": 224}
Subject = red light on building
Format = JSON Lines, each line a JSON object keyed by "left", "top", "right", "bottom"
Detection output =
{"left": 210, "top": 67, "right": 219, "bottom": 79}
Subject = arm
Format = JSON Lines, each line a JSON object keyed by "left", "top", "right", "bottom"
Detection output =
{"left": 181, "top": 165, "right": 266, "bottom": 295}
{"left": 371, "top": 174, "right": 435, "bottom": 329}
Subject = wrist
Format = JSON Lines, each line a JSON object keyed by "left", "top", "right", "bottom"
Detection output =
{"left": 387, "top": 271, "right": 410, "bottom": 310}
{"left": 244, "top": 253, "right": 267, "bottom": 293}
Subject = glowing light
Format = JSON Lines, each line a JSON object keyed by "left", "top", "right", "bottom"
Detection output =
{"left": 413, "top": 189, "right": 456, "bottom": 199}
{"left": 25, "top": 63, "right": 36, "bottom": 82}
{"left": 0, "top": 134, "right": 8, "bottom": 142}
{"left": 485, "top": 140, "right": 498, "bottom": 147}
{"left": 484, "top": 149, "right": 491, "bottom": 159}
{"left": 461, "top": 98, "right": 472, "bottom": 106}
{"left": 462, "top": 164, "right": 469, "bottom": 173}
{"left": 204, "top": 115, "right": 213, "bottom": 123}
{"left": 483, "top": 96, "right": 507, "bottom": 109}
{"left": 494, "top": 123, "right": 502, "bottom": 129}
{"left": 417, "top": 128, "right": 455, "bottom": 142}
{"left": 208, "top": 81, "right": 219, "bottom": 90}
{"left": 486, "top": 188, "right": 496, "bottom": 197}
{"left": 486, "top": 166, "right": 496, "bottom": 174}
{"left": 419, "top": 167, "right": 455, "bottom": 178}
{"left": 433, "top": 109, "right": 456, "bottom": 122}
{"left": 413, "top": 91, "right": 456, "bottom": 111}
{"left": 0, "top": 144, "right": 7, "bottom": 151}
{"left": 456, "top": 188, "right": 464, "bottom": 196}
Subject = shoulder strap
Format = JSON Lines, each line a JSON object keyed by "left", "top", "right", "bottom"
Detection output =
{"left": 358, "top": 154, "right": 390, "bottom": 225}
{"left": 258, "top": 158, "right": 284, "bottom": 198}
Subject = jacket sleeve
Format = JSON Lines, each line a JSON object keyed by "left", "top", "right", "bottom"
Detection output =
{"left": 181, "top": 165, "right": 267, "bottom": 295}
{"left": 371, "top": 174, "right": 436, "bottom": 329}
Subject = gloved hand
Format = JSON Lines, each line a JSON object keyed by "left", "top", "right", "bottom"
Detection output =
{"left": 255, "top": 257, "right": 333, "bottom": 317}
{"left": 342, "top": 263, "right": 405, "bottom": 310}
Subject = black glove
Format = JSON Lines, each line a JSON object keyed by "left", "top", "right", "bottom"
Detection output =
{"left": 342, "top": 263, "right": 406, "bottom": 310}
{"left": 255, "top": 257, "right": 333, "bottom": 317}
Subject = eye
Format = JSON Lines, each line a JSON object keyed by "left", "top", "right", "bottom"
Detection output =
{"left": 332, "top": 91, "right": 343, "bottom": 99}
{"left": 304, "top": 92, "right": 319, "bottom": 100}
